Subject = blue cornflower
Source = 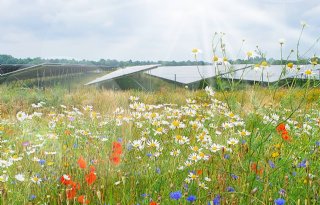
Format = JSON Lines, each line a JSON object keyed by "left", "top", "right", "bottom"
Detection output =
{"left": 29, "top": 195, "right": 36, "bottom": 200}
{"left": 186, "top": 195, "right": 196, "bottom": 202}
{"left": 227, "top": 186, "right": 235, "bottom": 192}
{"left": 297, "top": 159, "right": 307, "bottom": 168}
{"left": 274, "top": 198, "right": 285, "bottom": 205}
{"left": 269, "top": 160, "right": 275, "bottom": 168}
{"left": 231, "top": 174, "right": 238, "bottom": 180}
{"left": 156, "top": 167, "right": 161, "bottom": 174}
{"left": 73, "top": 143, "right": 78, "bottom": 148}
{"left": 224, "top": 154, "right": 230, "bottom": 159}
{"left": 146, "top": 153, "right": 152, "bottom": 157}
{"left": 117, "top": 138, "right": 123, "bottom": 143}
{"left": 38, "top": 159, "right": 46, "bottom": 165}
{"left": 316, "top": 141, "right": 320, "bottom": 146}
{"left": 170, "top": 191, "right": 182, "bottom": 200}
{"left": 208, "top": 194, "right": 221, "bottom": 205}
{"left": 141, "top": 193, "right": 148, "bottom": 198}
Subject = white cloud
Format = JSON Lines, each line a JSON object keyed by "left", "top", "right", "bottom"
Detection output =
{"left": 0, "top": 0, "right": 318, "bottom": 61}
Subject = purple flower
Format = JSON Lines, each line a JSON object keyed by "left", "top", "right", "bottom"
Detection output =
{"left": 29, "top": 194, "right": 36, "bottom": 200}
{"left": 274, "top": 198, "right": 285, "bottom": 205}
{"left": 170, "top": 191, "right": 182, "bottom": 200}
{"left": 141, "top": 193, "right": 148, "bottom": 198}
{"left": 183, "top": 183, "right": 189, "bottom": 191}
{"left": 156, "top": 167, "right": 161, "bottom": 174}
{"left": 38, "top": 159, "right": 46, "bottom": 165}
{"left": 279, "top": 188, "right": 286, "bottom": 196}
{"left": 224, "top": 154, "right": 230, "bottom": 159}
{"left": 186, "top": 195, "right": 196, "bottom": 202}
{"left": 22, "top": 141, "right": 30, "bottom": 147}
{"left": 227, "top": 186, "right": 235, "bottom": 192}
{"left": 208, "top": 195, "right": 221, "bottom": 205}
{"left": 297, "top": 159, "right": 307, "bottom": 168}
{"left": 146, "top": 153, "right": 152, "bottom": 157}
{"left": 269, "top": 160, "right": 275, "bottom": 168}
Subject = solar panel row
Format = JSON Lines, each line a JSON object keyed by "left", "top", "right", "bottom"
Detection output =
{"left": 85, "top": 64, "right": 160, "bottom": 85}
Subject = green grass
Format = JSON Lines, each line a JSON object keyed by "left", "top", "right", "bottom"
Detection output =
{"left": 0, "top": 84, "right": 319, "bottom": 204}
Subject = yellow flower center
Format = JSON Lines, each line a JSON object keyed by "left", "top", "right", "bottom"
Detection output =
{"left": 172, "top": 120, "right": 180, "bottom": 127}
{"left": 305, "top": 70, "right": 312, "bottom": 75}
{"left": 176, "top": 135, "right": 182, "bottom": 140}
{"left": 287, "top": 62, "right": 294, "bottom": 68}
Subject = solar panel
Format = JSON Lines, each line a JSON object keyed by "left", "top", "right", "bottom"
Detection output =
{"left": 147, "top": 65, "right": 252, "bottom": 84}
{"left": 221, "top": 65, "right": 319, "bottom": 83}
{"left": 85, "top": 64, "right": 160, "bottom": 85}
{"left": 1, "top": 64, "right": 105, "bottom": 81}
{"left": 220, "top": 65, "right": 284, "bottom": 83}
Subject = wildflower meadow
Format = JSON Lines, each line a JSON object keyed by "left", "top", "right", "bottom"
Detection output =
{"left": 0, "top": 23, "right": 320, "bottom": 205}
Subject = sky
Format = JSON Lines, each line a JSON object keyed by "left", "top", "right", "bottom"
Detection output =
{"left": 0, "top": 0, "right": 319, "bottom": 61}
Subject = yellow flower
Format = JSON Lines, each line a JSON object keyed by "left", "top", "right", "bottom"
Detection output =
{"left": 260, "top": 61, "right": 269, "bottom": 67}
{"left": 192, "top": 48, "right": 201, "bottom": 55}
{"left": 213, "top": 56, "right": 219, "bottom": 62}
{"left": 47, "top": 162, "right": 54, "bottom": 166}
{"left": 246, "top": 51, "right": 253, "bottom": 57}
{"left": 271, "top": 152, "right": 280, "bottom": 158}
{"left": 172, "top": 120, "right": 180, "bottom": 127}
{"left": 274, "top": 144, "right": 281, "bottom": 149}
{"left": 304, "top": 69, "right": 313, "bottom": 75}
{"left": 287, "top": 62, "right": 294, "bottom": 69}
{"left": 310, "top": 57, "right": 318, "bottom": 65}
{"left": 223, "top": 57, "right": 228, "bottom": 62}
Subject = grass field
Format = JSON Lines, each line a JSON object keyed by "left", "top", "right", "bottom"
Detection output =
{"left": 0, "top": 84, "right": 319, "bottom": 204}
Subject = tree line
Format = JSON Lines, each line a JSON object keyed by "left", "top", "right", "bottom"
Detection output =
{"left": 0, "top": 54, "right": 208, "bottom": 67}
{"left": 0, "top": 54, "right": 312, "bottom": 67}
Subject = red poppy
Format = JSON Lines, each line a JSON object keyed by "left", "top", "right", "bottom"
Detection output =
{"left": 85, "top": 171, "right": 97, "bottom": 186}
{"left": 110, "top": 154, "right": 121, "bottom": 165}
{"left": 112, "top": 142, "right": 123, "bottom": 155}
{"left": 196, "top": 170, "right": 203, "bottom": 175}
{"left": 150, "top": 201, "right": 157, "bottom": 205}
{"left": 276, "top": 123, "right": 286, "bottom": 133}
{"left": 78, "top": 156, "right": 87, "bottom": 169}
{"left": 60, "top": 175, "right": 72, "bottom": 185}
{"left": 78, "top": 195, "right": 90, "bottom": 204}
{"left": 281, "top": 132, "right": 291, "bottom": 141}
{"left": 69, "top": 181, "right": 80, "bottom": 190}
{"left": 251, "top": 162, "right": 263, "bottom": 175}
{"left": 67, "top": 187, "right": 76, "bottom": 199}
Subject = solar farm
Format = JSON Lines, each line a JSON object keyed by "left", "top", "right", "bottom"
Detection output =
{"left": 1, "top": 63, "right": 319, "bottom": 90}
{"left": 2, "top": 0, "right": 320, "bottom": 203}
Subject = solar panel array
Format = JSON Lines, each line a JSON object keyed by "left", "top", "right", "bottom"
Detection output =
{"left": 146, "top": 65, "right": 320, "bottom": 85}
{"left": 147, "top": 64, "right": 252, "bottom": 84}
{"left": 0, "top": 64, "right": 108, "bottom": 82}
{"left": 85, "top": 64, "right": 160, "bottom": 85}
